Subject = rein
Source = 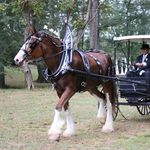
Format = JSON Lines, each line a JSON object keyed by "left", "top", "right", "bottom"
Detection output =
{"left": 33, "top": 49, "right": 66, "bottom": 63}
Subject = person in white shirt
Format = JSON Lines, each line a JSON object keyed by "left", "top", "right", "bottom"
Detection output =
{"left": 127, "top": 43, "right": 150, "bottom": 91}
{"left": 134, "top": 43, "right": 150, "bottom": 74}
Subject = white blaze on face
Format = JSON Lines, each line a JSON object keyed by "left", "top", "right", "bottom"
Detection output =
{"left": 14, "top": 40, "right": 30, "bottom": 65}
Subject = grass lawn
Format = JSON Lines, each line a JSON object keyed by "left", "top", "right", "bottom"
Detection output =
{"left": 0, "top": 66, "right": 150, "bottom": 150}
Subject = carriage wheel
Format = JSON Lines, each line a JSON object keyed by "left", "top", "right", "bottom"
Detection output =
{"left": 136, "top": 97, "right": 150, "bottom": 115}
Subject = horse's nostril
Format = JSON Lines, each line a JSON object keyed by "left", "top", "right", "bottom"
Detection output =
{"left": 16, "top": 59, "right": 19, "bottom": 62}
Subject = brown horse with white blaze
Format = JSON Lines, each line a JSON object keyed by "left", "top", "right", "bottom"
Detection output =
{"left": 14, "top": 29, "right": 117, "bottom": 141}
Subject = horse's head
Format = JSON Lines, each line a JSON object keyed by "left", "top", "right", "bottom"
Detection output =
{"left": 14, "top": 31, "right": 46, "bottom": 65}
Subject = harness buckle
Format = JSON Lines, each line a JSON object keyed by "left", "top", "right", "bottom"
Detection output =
{"left": 81, "top": 81, "right": 87, "bottom": 87}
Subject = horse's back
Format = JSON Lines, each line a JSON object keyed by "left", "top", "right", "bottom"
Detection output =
{"left": 86, "top": 49, "right": 111, "bottom": 63}
{"left": 86, "top": 50, "right": 112, "bottom": 75}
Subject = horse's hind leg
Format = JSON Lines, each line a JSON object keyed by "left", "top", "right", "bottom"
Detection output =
{"left": 102, "top": 80, "right": 114, "bottom": 133}
{"left": 89, "top": 88, "right": 106, "bottom": 124}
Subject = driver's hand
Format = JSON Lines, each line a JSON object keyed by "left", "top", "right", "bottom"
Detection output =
{"left": 135, "top": 63, "right": 143, "bottom": 67}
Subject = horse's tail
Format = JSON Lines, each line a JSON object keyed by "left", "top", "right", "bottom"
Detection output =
{"left": 108, "top": 55, "right": 118, "bottom": 112}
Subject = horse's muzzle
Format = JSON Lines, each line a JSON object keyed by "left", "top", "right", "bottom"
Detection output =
{"left": 14, "top": 58, "right": 25, "bottom": 66}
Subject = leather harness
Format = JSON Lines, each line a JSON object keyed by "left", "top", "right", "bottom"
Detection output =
{"left": 43, "top": 49, "right": 102, "bottom": 87}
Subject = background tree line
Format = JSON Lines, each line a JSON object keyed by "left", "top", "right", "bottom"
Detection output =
{"left": 0, "top": 0, "right": 150, "bottom": 88}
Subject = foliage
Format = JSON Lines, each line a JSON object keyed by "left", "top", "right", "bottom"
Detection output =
{"left": 101, "top": 0, "right": 150, "bottom": 54}
{"left": 13, "top": 0, "right": 45, "bottom": 17}
{"left": 73, "top": 19, "right": 85, "bottom": 29}
{"left": 58, "top": 0, "right": 75, "bottom": 13}
{"left": 0, "top": 1, "right": 23, "bottom": 65}
{"left": 0, "top": 0, "right": 150, "bottom": 79}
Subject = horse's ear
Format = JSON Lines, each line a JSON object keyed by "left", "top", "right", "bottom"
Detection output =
{"left": 24, "top": 25, "right": 37, "bottom": 41}
{"left": 26, "top": 25, "right": 37, "bottom": 34}
{"left": 32, "top": 26, "right": 37, "bottom": 34}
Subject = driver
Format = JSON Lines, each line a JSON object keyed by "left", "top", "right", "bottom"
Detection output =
{"left": 127, "top": 43, "right": 150, "bottom": 89}
{"left": 134, "top": 43, "right": 150, "bottom": 74}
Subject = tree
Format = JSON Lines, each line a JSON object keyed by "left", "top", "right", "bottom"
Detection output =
{"left": 1, "top": 0, "right": 150, "bottom": 88}
{"left": 0, "top": 1, "right": 23, "bottom": 88}
{"left": 0, "top": 62, "right": 5, "bottom": 88}
{"left": 98, "top": 0, "right": 150, "bottom": 56}
{"left": 89, "top": 0, "right": 99, "bottom": 49}
{"left": 14, "top": 0, "right": 47, "bottom": 84}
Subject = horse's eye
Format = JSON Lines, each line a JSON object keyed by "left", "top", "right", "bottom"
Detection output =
{"left": 29, "top": 41, "right": 33, "bottom": 46}
{"left": 30, "top": 41, "right": 37, "bottom": 49}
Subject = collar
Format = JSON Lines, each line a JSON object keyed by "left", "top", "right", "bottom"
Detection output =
{"left": 143, "top": 53, "right": 148, "bottom": 58}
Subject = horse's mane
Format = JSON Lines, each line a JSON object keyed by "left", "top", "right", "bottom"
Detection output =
{"left": 37, "top": 31, "right": 62, "bottom": 47}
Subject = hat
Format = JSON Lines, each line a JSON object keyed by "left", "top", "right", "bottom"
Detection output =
{"left": 140, "top": 43, "right": 149, "bottom": 49}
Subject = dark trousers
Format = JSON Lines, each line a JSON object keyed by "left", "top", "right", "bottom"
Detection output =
{"left": 126, "top": 70, "right": 140, "bottom": 77}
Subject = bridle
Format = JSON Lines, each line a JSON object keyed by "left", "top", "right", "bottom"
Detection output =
{"left": 22, "top": 32, "right": 65, "bottom": 62}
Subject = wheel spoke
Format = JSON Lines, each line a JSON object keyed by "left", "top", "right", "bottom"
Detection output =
{"left": 137, "top": 97, "right": 150, "bottom": 115}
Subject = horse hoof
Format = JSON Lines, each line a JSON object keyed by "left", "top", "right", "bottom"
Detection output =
{"left": 63, "top": 130, "right": 75, "bottom": 137}
{"left": 99, "top": 117, "right": 106, "bottom": 124}
{"left": 49, "top": 134, "right": 60, "bottom": 141}
{"left": 102, "top": 125, "right": 114, "bottom": 133}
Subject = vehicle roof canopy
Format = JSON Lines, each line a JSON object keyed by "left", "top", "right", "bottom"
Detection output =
{"left": 113, "top": 35, "right": 150, "bottom": 42}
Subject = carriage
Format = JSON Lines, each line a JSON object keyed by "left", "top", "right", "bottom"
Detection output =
{"left": 113, "top": 35, "right": 150, "bottom": 118}
{"left": 14, "top": 27, "right": 150, "bottom": 140}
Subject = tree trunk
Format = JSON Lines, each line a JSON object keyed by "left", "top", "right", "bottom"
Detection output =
{"left": 73, "top": 0, "right": 91, "bottom": 49}
{"left": 22, "top": 61, "right": 34, "bottom": 89}
{"left": 0, "top": 62, "right": 5, "bottom": 88}
{"left": 22, "top": 25, "right": 35, "bottom": 89}
{"left": 36, "top": 63, "right": 47, "bottom": 83}
{"left": 89, "top": 0, "right": 99, "bottom": 49}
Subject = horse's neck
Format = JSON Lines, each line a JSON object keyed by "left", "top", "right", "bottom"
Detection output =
{"left": 44, "top": 46, "right": 62, "bottom": 72}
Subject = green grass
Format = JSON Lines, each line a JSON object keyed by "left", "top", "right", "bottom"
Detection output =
{"left": 5, "top": 65, "right": 49, "bottom": 89}
{"left": 0, "top": 67, "right": 150, "bottom": 150}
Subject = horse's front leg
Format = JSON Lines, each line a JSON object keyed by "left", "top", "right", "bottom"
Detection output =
{"left": 63, "top": 105, "right": 75, "bottom": 137}
{"left": 48, "top": 109, "right": 65, "bottom": 141}
{"left": 48, "top": 87, "right": 75, "bottom": 140}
